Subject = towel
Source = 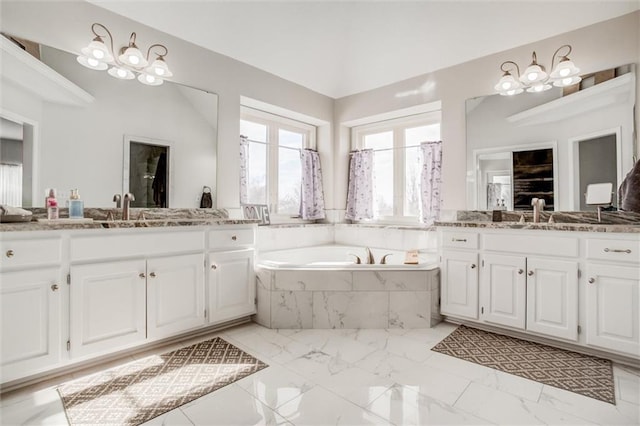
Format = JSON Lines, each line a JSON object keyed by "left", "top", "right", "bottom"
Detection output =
{"left": 0, "top": 205, "right": 32, "bottom": 216}
{"left": 619, "top": 158, "right": 640, "bottom": 213}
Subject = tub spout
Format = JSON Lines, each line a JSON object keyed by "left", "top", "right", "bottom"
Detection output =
{"left": 349, "top": 254, "right": 362, "bottom": 264}
{"left": 365, "top": 247, "right": 375, "bottom": 264}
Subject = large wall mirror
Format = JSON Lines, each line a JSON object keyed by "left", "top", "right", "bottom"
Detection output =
{"left": 0, "top": 35, "right": 219, "bottom": 208}
{"left": 466, "top": 64, "right": 636, "bottom": 212}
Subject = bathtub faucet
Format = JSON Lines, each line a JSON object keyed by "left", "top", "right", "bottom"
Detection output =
{"left": 365, "top": 247, "right": 375, "bottom": 264}
{"left": 379, "top": 254, "right": 393, "bottom": 264}
{"left": 349, "top": 254, "right": 362, "bottom": 264}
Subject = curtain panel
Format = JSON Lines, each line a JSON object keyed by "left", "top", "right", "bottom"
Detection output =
{"left": 345, "top": 149, "right": 374, "bottom": 221}
{"left": 420, "top": 141, "right": 443, "bottom": 225}
{"left": 239, "top": 136, "right": 249, "bottom": 204}
{"left": 299, "top": 149, "right": 326, "bottom": 220}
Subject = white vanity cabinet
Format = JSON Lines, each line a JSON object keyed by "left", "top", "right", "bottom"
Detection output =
{"left": 68, "top": 230, "right": 206, "bottom": 359}
{"left": 439, "top": 226, "right": 640, "bottom": 361}
{"left": 207, "top": 226, "right": 256, "bottom": 325}
{"left": 480, "top": 253, "right": 526, "bottom": 329}
{"left": 0, "top": 237, "right": 63, "bottom": 383}
{"left": 440, "top": 231, "right": 479, "bottom": 320}
{"left": 585, "top": 237, "right": 640, "bottom": 357}
{"left": 70, "top": 260, "right": 147, "bottom": 358}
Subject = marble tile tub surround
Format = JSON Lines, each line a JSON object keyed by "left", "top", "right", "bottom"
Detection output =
{"left": 255, "top": 266, "right": 441, "bottom": 329}
{"left": 257, "top": 223, "right": 438, "bottom": 252}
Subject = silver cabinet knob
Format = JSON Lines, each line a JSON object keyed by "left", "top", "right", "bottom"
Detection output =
{"left": 231, "top": 235, "right": 237, "bottom": 241}
{"left": 470, "top": 264, "right": 476, "bottom": 269}
{"left": 588, "top": 278, "right": 595, "bottom": 284}
{"left": 528, "top": 271, "right": 534, "bottom": 276}
{"left": 6, "top": 250, "right": 14, "bottom": 258}
{"left": 139, "top": 273, "right": 146, "bottom": 279}
{"left": 211, "top": 264, "right": 218, "bottom": 270}
{"left": 51, "top": 284, "right": 59, "bottom": 291}
{"left": 518, "top": 269, "right": 524, "bottom": 274}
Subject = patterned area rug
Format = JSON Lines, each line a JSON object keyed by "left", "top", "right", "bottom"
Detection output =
{"left": 432, "top": 325, "right": 615, "bottom": 404}
{"left": 58, "top": 337, "right": 268, "bottom": 425}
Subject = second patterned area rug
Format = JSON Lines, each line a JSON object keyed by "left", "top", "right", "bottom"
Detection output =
{"left": 432, "top": 325, "right": 615, "bottom": 404}
{"left": 58, "top": 337, "right": 268, "bottom": 425}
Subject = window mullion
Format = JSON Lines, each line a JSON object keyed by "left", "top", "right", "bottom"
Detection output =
{"left": 393, "top": 126, "right": 404, "bottom": 217}
{"left": 268, "top": 125, "right": 279, "bottom": 214}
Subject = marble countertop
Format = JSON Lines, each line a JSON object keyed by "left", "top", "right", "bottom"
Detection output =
{"left": 435, "top": 221, "right": 640, "bottom": 233}
{"left": 0, "top": 218, "right": 260, "bottom": 233}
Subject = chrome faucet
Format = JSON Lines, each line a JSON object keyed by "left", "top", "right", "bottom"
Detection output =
{"left": 531, "top": 197, "right": 545, "bottom": 223}
{"left": 122, "top": 192, "right": 135, "bottom": 220}
{"left": 113, "top": 193, "right": 122, "bottom": 208}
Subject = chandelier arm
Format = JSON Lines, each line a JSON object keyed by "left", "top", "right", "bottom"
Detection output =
{"left": 91, "top": 22, "right": 115, "bottom": 63}
{"left": 500, "top": 61, "right": 520, "bottom": 77}
{"left": 551, "top": 44, "right": 572, "bottom": 70}
{"left": 146, "top": 44, "right": 169, "bottom": 61}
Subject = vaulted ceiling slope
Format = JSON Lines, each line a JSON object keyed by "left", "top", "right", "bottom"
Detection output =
{"left": 88, "top": 0, "right": 640, "bottom": 98}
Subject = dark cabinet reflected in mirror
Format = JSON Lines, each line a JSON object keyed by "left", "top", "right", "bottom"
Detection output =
{"left": 129, "top": 142, "right": 169, "bottom": 208}
{"left": 512, "top": 148, "right": 554, "bottom": 210}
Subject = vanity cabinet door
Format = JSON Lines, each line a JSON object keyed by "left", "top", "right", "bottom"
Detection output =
{"left": 586, "top": 263, "right": 639, "bottom": 357}
{"left": 147, "top": 253, "right": 206, "bottom": 339}
{"left": 441, "top": 250, "right": 479, "bottom": 320}
{"left": 208, "top": 249, "right": 255, "bottom": 324}
{"left": 70, "top": 260, "right": 147, "bottom": 359}
{"left": 526, "top": 257, "right": 578, "bottom": 341}
{"left": 0, "top": 268, "right": 62, "bottom": 382}
{"left": 481, "top": 254, "right": 526, "bottom": 330}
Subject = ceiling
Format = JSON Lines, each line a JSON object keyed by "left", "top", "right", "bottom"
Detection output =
{"left": 88, "top": 0, "right": 639, "bottom": 99}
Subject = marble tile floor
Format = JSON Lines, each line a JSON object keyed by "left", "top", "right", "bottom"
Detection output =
{"left": 1, "top": 322, "right": 638, "bottom": 425}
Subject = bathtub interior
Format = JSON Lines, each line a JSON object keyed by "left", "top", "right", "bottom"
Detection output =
{"left": 257, "top": 245, "right": 437, "bottom": 269}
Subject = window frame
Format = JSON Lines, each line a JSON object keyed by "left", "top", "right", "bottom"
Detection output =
{"left": 240, "top": 106, "right": 316, "bottom": 219}
{"left": 351, "top": 111, "right": 441, "bottom": 223}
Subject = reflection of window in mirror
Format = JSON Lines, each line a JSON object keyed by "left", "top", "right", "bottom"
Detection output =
{"left": 487, "top": 173, "right": 512, "bottom": 210}
{"left": 0, "top": 115, "right": 35, "bottom": 207}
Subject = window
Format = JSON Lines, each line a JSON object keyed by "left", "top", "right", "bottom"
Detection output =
{"left": 240, "top": 107, "right": 316, "bottom": 216}
{"left": 352, "top": 112, "right": 441, "bottom": 220}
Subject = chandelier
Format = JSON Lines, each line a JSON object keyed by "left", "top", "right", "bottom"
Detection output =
{"left": 77, "top": 23, "right": 173, "bottom": 86}
{"left": 494, "top": 45, "right": 581, "bottom": 96}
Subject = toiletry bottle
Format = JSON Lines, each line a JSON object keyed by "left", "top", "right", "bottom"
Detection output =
{"left": 69, "top": 189, "right": 84, "bottom": 219}
{"left": 46, "top": 188, "right": 59, "bottom": 220}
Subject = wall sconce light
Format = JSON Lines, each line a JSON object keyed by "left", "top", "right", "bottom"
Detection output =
{"left": 77, "top": 23, "right": 173, "bottom": 86}
{"left": 494, "top": 45, "right": 581, "bottom": 96}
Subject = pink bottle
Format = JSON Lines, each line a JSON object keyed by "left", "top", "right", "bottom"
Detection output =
{"left": 46, "top": 188, "right": 59, "bottom": 220}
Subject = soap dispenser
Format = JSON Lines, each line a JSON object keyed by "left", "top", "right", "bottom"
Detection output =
{"left": 69, "top": 189, "right": 84, "bottom": 219}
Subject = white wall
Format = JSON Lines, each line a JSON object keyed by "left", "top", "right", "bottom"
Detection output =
{"left": 334, "top": 11, "right": 640, "bottom": 212}
{"left": 1, "top": 0, "right": 334, "bottom": 210}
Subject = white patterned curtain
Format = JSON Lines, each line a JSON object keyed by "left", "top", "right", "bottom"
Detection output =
{"left": 299, "top": 149, "right": 326, "bottom": 220}
{"left": 0, "top": 164, "right": 23, "bottom": 206}
{"left": 419, "top": 141, "right": 442, "bottom": 225}
{"left": 345, "top": 149, "right": 374, "bottom": 221}
{"left": 239, "top": 136, "right": 249, "bottom": 204}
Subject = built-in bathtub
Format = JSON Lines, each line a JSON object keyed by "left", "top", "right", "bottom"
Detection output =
{"left": 254, "top": 245, "right": 441, "bottom": 329}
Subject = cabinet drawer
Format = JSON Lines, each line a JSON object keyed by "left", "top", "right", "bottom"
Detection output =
{"left": 587, "top": 239, "right": 639, "bottom": 264}
{"left": 483, "top": 234, "right": 578, "bottom": 257}
{"left": 209, "top": 227, "right": 255, "bottom": 249}
{"left": 442, "top": 231, "right": 478, "bottom": 249}
{"left": 71, "top": 231, "right": 204, "bottom": 262}
{"left": 0, "top": 238, "right": 62, "bottom": 269}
